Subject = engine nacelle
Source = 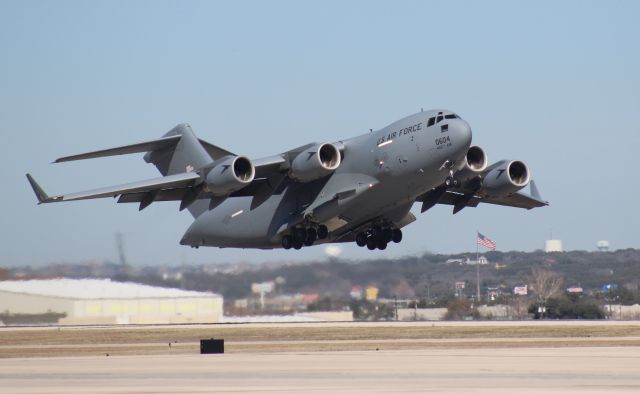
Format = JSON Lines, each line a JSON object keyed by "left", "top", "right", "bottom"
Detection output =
{"left": 289, "top": 143, "right": 341, "bottom": 182}
{"left": 205, "top": 155, "right": 255, "bottom": 196}
{"left": 482, "top": 160, "right": 530, "bottom": 196}
{"left": 455, "top": 145, "right": 488, "bottom": 181}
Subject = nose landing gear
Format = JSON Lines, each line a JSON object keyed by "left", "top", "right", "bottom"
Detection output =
{"left": 444, "top": 169, "right": 460, "bottom": 188}
{"left": 444, "top": 176, "right": 460, "bottom": 187}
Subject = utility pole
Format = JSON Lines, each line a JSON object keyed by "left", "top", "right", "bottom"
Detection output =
{"left": 115, "top": 232, "right": 127, "bottom": 266}
{"left": 476, "top": 233, "right": 481, "bottom": 302}
{"left": 394, "top": 295, "right": 398, "bottom": 321}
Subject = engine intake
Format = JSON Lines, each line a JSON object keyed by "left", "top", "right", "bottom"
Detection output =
{"left": 289, "top": 143, "right": 341, "bottom": 182}
{"left": 465, "top": 146, "right": 488, "bottom": 172}
{"left": 482, "top": 160, "right": 530, "bottom": 196}
{"left": 205, "top": 155, "right": 255, "bottom": 196}
{"left": 455, "top": 146, "right": 488, "bottom": 182}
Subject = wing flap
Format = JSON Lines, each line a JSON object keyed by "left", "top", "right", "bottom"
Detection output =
{"left": 473, "top": 191, "right": 548, "bottom": 209}
{"left": 435, "top": 189, "right": 547, "bottom": 211}
{"left": 116, "top": 188, "right": 190, "bottom": 203}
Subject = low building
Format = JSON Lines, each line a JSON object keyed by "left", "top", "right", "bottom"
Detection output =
{"left": 0, "top": 278, "right": 222, "bottom": 325}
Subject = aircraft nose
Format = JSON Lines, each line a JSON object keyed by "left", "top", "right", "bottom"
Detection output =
{"left": 450, "top": 118, "right": 472, "bottom": 148}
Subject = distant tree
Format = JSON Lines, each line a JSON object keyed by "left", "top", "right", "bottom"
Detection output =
{"left": 529, "top": 268, "right": 563, "bottom": 318}
{"left": 307, "top": 296, "right": 343, "bottom": 311}
{"left": 507, "top": 295, "right": 531, "bottom": 320}
{"left": 350, "top": 300, "right": 394, "bottom": 321}
{"left": 597, "top": 285, "right": 639, "bottom": 305}
{"left": 444, "top": 298, "right": 480, "bottom": 320}
{"left": 529, "top": 294, "right": 605, "bottom": 319}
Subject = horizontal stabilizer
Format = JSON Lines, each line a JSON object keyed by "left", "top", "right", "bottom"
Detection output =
{"left": 54, "top": 135, "right": 182, "bottom": 163}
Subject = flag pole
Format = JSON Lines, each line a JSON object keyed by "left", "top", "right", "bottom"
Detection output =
{"left": 476, "top": 230, "right": 480, "bottom": 302}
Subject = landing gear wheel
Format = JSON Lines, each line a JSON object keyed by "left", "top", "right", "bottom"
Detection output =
{"left": 377, "top": 241, "right": 387, "bottom": 250}
{"left": 317, "top": 225, "right": 329, "bottom": 240}
{"left": 293, "top": 240, "right": 303, "bottom": 250}
{"left": 391, "top": 228, "right": 403, "bottom": 243}
{"left": 444, "top": 177, "right": 452, "bottom": 187}
{"left": 293, "top": 228, "right": 307, "bottom": 244}
{"left": 366, "top": 237, "right": 377, "bottom": 250}
{"left": 282, "top": 235, "right": 293, "bottom": 250}
{"left": 355, "top": 232, "right": 367, "bottom": 247}
{"left": 382, "top": 228, "right": 393, "bottom": 243}
{"left": 304, "top": 228, "right": 317, "bottom": 246}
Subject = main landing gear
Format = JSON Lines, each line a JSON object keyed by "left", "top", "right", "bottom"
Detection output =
{"left": 355, "top": 225, "right": 402, "bottom": 251}
{"left": 281, "top": 224, "right": 329, "bottom": 250}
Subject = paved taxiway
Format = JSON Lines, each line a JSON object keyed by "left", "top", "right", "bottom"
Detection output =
{"left": 1, "top": 347, "right": 639, "bottom": 393}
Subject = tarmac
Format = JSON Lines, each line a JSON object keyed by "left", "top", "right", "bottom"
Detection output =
{"left": 1, "top": 346, "right": 639, "bottom": 393}
{"left": 1, "top": 321, "right": 640, "bottom": 393}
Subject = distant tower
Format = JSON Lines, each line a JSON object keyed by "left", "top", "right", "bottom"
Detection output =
{"left": 115, "top": 232, "right": 128, "bottom": 266}
{"left": 544, "top": 239, "right": 563, "bottom": 253}
{"left": 545, "top": 230, "right": 563, "bottom": 253}
{"left": 596, "top": 240, "right": 610, "bottom": 252}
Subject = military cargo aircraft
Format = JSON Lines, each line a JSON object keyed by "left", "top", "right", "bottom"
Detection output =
{"left": 27, "top": 110, "right": 547, "bottom": 251}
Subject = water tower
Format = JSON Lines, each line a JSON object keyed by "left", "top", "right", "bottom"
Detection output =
{"left": 544, "top": 239, "right": 563, "bottom": 253}
{"left": 596, "top": 240, "right": 610, "bottom": 251}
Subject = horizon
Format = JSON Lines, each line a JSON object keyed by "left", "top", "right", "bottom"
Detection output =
{"left": 3, "top": 246, "right": 633, "bottom": 270}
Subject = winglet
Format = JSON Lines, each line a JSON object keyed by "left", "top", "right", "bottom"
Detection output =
{"left": 529, "top": 180, "right": 549, "bottom": 206}
{"left": 26, "top": 174, "right": 50, "bottom": 204}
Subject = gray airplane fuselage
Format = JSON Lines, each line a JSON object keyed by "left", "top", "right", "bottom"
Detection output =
{"left": 181, "top": 110, "right": 472, "bottom": 248}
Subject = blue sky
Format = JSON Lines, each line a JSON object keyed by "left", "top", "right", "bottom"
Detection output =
{"left": 1, "top": 1, "right": 639, "bottom": 266}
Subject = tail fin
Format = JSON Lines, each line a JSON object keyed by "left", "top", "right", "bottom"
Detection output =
{"left": 49, "top": 123, "right": 234, "bottom": 218}
{"left": 144, "top": 123, "right": 232, "bottom": 218}
{"left": 143, "top": 124, "right": 212, "bottom": 176}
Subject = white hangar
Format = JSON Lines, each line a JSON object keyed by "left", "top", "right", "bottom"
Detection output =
{"left": 0, "top": 278, "right": 223, "bottom": 325}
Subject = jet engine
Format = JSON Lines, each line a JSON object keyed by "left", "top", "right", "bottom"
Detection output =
{"left": 205, "top": 155, "right": 255, "bottom": 196}
{"left": 455, "top": 145, "right": 488, "bottom": 181}
{"left": 289, "top": 143, "right": 341, "bottom": 182}
{"left": 482, "top": 160, "right": 530, "bottom": 196}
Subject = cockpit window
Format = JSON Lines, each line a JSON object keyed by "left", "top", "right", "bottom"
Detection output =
{"left": 436, "top": 115, "right": 443, "bottom": 123}
{"left": 427, "top": 117, "right": 435, "bottom": 127}
{"left": 444, "top": 114, "right": 457, "bottom": 119}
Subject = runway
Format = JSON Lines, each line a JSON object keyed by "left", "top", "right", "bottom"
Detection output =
{"left": 1, "top": 322, "right": 639, "bottom": 392}
{"left": 1, "top": 347, "right": 638, "bottom": 393}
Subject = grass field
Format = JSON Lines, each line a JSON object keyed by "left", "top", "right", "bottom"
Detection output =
{"left": 1, "top": 322, "right": 640, "bottom": 358}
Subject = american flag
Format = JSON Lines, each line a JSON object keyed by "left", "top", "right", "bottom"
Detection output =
{"left": 477, "top": 232, "right": 496, "bottom": 250}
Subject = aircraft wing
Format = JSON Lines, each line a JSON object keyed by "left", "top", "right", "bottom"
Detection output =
{"left": 437, "top": 189, "right": 548, "bottom": 210}
{"left": 26, "top": 172, "right": 201, "bottom": 203}
{"left": 418, "top": 180, "right": 548, "bottom": 213}
{"left": 249, "top": 141, "right": 345, "bottom": 179}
